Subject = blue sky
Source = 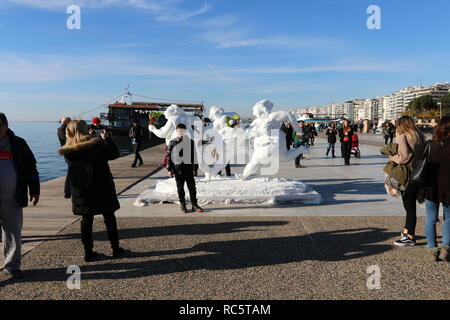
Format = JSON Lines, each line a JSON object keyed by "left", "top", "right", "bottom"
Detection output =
{"left": 0, "top": 0, "right": 449, "bottom": 121}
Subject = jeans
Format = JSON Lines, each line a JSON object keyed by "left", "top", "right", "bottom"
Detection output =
{"left": 132, "top": 143, "right": 143, "bottom": 166}
{"left": 341, "top": 142, "right": 352, "bottom": 165}
{"left": 425, "top": 200, "right": 450, "bottom": 248}
{"left": 175, "top": 168, "right": 198, "bottom": 206}
{"left": 0, "top": 196, "right": 23, "bottom": 272}
{"left": 294, "top": 143, "right": 303, "bottom": 166}
{"left": 401, "top": 182, "right": 420, "bottom": 236}
{"left": 81, "top": 214, "right": 119, "bottom": 251}
{"left": 326, "top": 143, "right": 335, "bottom": 156}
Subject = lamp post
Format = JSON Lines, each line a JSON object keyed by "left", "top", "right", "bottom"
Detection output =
{"left": 438, "top": 102, "right": 442, "bottom": 120}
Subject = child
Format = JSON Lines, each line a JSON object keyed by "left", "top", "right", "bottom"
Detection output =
{"left": 167, "top": 124, "right": 204, "bottom": 213}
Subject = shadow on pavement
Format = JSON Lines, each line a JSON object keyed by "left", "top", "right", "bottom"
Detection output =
{"left": 301, "top": 178, "right": 387, "bottom": 205}
{"left": 5, "top": 224, "right": 397, "bottom": 286}
{"left": 22, "top": 221, "right": 289, "bottom": 244}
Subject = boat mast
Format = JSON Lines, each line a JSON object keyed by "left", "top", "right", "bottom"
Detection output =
{"left": 120, "top": 84, "right": 132, "bottom": 104}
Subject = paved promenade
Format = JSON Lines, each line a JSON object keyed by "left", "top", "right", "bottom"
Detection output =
{"left": 0, "top": 140, "right": 166, "bottom": 267}
{"left": 117, "top": 137, "right": 417, "bottom": 217}
{"left": 1, "top": 137, "right": 448, "bottom": 299}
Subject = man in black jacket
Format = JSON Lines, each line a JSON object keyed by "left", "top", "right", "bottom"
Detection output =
{"left": 167, "top": 123, "right": 203, "bottom": 214}
{"left": 0, "top": 113, "right": 40, "bottom": 278}
{"left": 129, "top": 119, "right": 144, "bottom": 167}
{"left": 58, "top": 117, "right": 71, "bottom": 198}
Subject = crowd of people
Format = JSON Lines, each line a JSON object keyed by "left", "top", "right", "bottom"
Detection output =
{"left": 0, "top": 111, "right": 449, "bottom": 279}
{"left": 283, "top": 119, "right": 361, "bottom": 166}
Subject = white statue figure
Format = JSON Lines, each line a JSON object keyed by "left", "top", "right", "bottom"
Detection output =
{"left": 199, "top": 106, "right": 245, "bottom": 181}
{"left": 208, "top": 106, "right": 239, "bottom": 131}
{"left": 148, "top": 104, "right": 202, "bottom": 146}
{"left": 237, "top": 99, "right": 309, "bottom": 180}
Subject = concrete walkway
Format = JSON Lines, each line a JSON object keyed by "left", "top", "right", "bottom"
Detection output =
{"left": 1, "top": 138, "right": 448, "bottom": 300}
{"left": 117, "top": 138, "right": 424, "bottom": 217}
{"left": 0, "top": 141, "right": 166, "bottom": 267}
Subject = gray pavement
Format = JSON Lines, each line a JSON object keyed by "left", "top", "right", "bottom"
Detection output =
{"left": 1, "top": 137, "right": 448, "bottom": 300}
{"left": 117, "top": 138, "right": 424, "bottom": 217}
{"left": 0, "top": 216, "right": 448, "bottom": 299}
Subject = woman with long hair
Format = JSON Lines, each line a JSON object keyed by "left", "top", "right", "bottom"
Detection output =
{"left": 391, "top": 116, "right": 425, "bottom": 246}
{"left": 422, "top": 116, "right": 450, "bottom": 261}
{"left": 59, "top": 120, "right": 124, "bottom": 262}
{"left": 338, "top": 119, "right": 354, "bottom": 165}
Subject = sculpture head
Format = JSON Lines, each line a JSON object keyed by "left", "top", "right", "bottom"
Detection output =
{"left": 164, "top": 104, "right": 184, "bottom": 119}
{"left": 253, "top": 99, "right": 273, "bottom": 118}
{"left": 209, "top": 106, "right": 224, "bottom": 121}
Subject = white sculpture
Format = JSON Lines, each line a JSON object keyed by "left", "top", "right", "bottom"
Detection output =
{"left": 148, "top": 104, "right": 202, "bottom": 145}
{"left": 237, "top": 99, "right": 309, "bottom": 180}
{"left": 199, "top": 106, "right": 245, "bottom": 181}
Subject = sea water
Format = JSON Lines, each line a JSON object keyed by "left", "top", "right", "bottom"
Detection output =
{"left": 9, "top": 122, "right": 156, "bottom": 182}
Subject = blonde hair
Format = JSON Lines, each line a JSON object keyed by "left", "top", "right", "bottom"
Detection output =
{"left": 396, "top": 116, "right": 424, "bottom": 145}
{"left": 64, "top": 119, "right": 92, "bottom": 147}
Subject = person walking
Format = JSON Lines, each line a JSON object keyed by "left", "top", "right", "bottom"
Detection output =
{"left": 129, "top": 119, "right": 144, "bottom": 168}
{"left": 421, "top": 116, "right": 450, "bottom": 261}
{"left": 391, "top": 116, "right": 425, "bottom": 247}
{"left": 325, "top": 122, "right": 338, "bottom": 158}
{"left": 0, "top": 113, "right": 40, "bottom": 278}
{"left": 59, "top": 120, "right": 124, "bottom": 262}
{"left": 310, "top": 124, "right": 317, "bottom": 146}
{"left": 58, "top": 117, "right": 72, "bottom": 198}
{"left": 339, "top": 119, "right": 354, "bottom": 165}
{"left": 167, "top": 123, "right": 204, "bottom": 214}
{"left": 282, "top": 122, "right": 294, "bottom": 150}
{"left": 293, "top": 121, "right": 307, "bottom": 168}
{"left": 387, "top": 123, "right": 396, "bottom": 144}
{"left": 382, "top": 122, "right": 390, "bottom": 145}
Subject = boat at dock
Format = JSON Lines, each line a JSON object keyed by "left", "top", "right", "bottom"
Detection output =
{"left": 97, "top": 88, "right": 205, "bottom": 135}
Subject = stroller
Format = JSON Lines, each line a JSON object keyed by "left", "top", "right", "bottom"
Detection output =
{"left": 351, "top": 134, "right": 361, "bottom": 158}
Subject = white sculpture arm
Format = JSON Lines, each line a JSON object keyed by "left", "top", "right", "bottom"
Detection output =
{"left": 268, "top": 111, "right": 300, "bottom": 132}
{"left": 148, "top": 121, "right": 175, "bottom": 139}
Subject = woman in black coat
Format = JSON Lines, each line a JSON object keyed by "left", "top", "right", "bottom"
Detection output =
{"left": 59, "top": 120, "right": 124, "bottom": 262}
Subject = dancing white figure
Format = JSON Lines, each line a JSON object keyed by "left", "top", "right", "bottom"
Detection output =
{"left": 148, "top": 104, "right": 202, "bottom": 145}
{"left": 199, "top": 106, "right": 245, "bottom": 181}
{"left": 237, "top": 99, "right": 309, "bottom": 180}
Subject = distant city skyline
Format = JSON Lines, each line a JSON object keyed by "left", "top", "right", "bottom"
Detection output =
{"left": 1, "top": 0, "right": 450, "bottom": 121}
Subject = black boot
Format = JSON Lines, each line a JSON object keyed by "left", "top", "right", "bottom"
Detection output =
{"left": 84, "top": 249, "right": 98, "bottom": 262}
{"left": 112, "top": 246, "right": 125, "bottom": 258}
{"left": 192, "top": 204, "right": 204, "bottom": 213}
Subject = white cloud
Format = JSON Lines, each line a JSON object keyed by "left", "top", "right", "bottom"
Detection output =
{"left": 0, "top": 51, "right": 399, "bottom": 85}
{"left": 4, "top": 0, "right": 211, "bottom": 22}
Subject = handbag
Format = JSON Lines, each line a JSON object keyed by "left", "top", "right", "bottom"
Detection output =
{"left": 410, "top": 141, "right": 431, "bottom": 185}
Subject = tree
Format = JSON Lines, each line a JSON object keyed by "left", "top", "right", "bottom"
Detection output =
{"left": 405, "top": 94, "right": 438, "bottom": 115}
{"left": 438, "top": 93, "right": 450, "bottom": 116}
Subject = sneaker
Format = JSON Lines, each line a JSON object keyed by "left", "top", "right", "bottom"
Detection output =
{"left": 394, "top": 236, "right": 416, "bottom": 247}
{"left": 180, "top": 205, "right": 188, "bottom": 214}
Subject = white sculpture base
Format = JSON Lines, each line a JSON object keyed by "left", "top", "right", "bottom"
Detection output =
{"left": 134, "top": 176, "right": 322, "bottom": 206}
